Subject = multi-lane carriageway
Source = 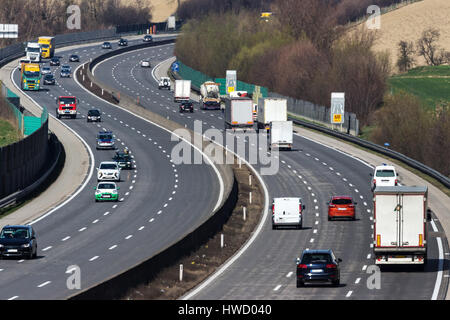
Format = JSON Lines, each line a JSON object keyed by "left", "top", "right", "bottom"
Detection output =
{"left": 1, "top": 37, "right": 448, "bottom": 300}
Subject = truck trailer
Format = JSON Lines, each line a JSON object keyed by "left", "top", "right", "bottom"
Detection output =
{"left": 269, "top": 121, "right": 293, "bottom": 150}
{"left": 257, "top": 98, "right": 287, "bottom": 132}
{"left": 373, "top": 186, "right": 428, "bottom": 267}
{"left": 174, "top": 80, "right": 191, "bottom": 103}
{"left": 200, "top": 81, "right": 220, "bottom": 110}
{"left": 224, "top": 97, "right": 254, "bottom": 131}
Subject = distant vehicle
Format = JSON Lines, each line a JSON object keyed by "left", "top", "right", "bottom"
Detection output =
{"left": 69, "top": 54, "right": 80, "bottom": 62}
{"left": 21, "top": 63, "right": 41, "bottom": 91}
{"left": 56, "top": 96, "right": 78, "bottom": 119}
{"left": 373, "top": 186, "right": 428, "bottom": 267}
{"left": 41, "top": 66, "right": 51, "bottom": 75}
{"left": 224, "top": 97, "right": 254, "bottom": 131}
{"left": 102, "top": 42, "right": 112, "bottom": 49}
{"left": 174, "top": 80, "right": 191, "bottom": 103}
{"left": 327, "top": 196, "right": 356, "bottom": 221}
{"left": 97, "top": 161, "right": 121, "bottom": 182}
{"left": 370, "top": 164, "right": 398, "bottom": 191}
{"left": 50, "top": 57, "right": 60, "bottom": 66}
{"left": 257, "top": 98, "right": 287, "bottom": 132}
{"left": 200, "top": 81, "right": 221, "bottom": 110}
{"left": 60, "top": 65, "right": 71, "bottom": 78}
{"left": 143, "top": 35, "right": 153, "bottom": 42}
{"left": 272, "top": 197, "right": 305, "bottom": 230}
{"left": 158, "top": 77, "right": 171, "bottom": 90}
{"left": 18, "top": 58, "right": 32, "bottom": 70}
{"left": 38, "top": 36, "right": 55, "bottom": 59}
{"left": 269, "top": 121, "right": 293, "bottom": 150}
{"left": 96, "top": 131, "right": 115, "bottom": 150}
{"left": 141, "top": 59, "right": 151, "bottom": 68}
{"left": 118, "top": 38, "right": 128, "bottom": 46}
{"left": 0, "top": 225, "right": 37, "bottom": 259}
{"left": 95, "top": 182, "right": 119, "bottom": 202}
{"left": 87, "top": 109, "right": 101, "bottom": 122}
{"left": 179, "top": 101, "right": 194, "bottom": 113}
{"left": 296, "top": 250, "right": 342, "bottom": 287}
{"left": 43, "top": 74, "right": 55, "bottom": 85}
{"left": 25, "top": 42, "right": 41, "bottom": 63}
{"left": 113, "top": 151, "right": 133, "bottom": 169}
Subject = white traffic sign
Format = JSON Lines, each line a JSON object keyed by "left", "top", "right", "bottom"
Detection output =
{"left": 226, "top": 70, "right": 237, "bottom": 94}
{"left": 0, "top": 24, "right": 18, "bottom": 38}
{"left": 331, "top": 92, "right": 345, "bottom": 124}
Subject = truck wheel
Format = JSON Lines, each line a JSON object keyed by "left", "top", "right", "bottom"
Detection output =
{"left": 296, "top": 280, "right": 304, "bottom": 288}
{"left": 332, "top": 279, "right": 340, "bottom": 287}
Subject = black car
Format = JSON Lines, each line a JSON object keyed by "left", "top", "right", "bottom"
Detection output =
{"left": 0, "top": 225, "right": 37, "bottom": 259}
{"left": 296, "top": 249, "right": 341, "bottom": 287}
{"left": 87, "top": 109, "right": 102, "bottom": 122}
{"left": 43, "top": 74, "right": 55, "bottom": 85}
{"left": 50, "top": 57, "right": 60, "bottom": 66}
{"left": 143, "top": 35, "right": 153, "bottom": 42}
{"left": 118, "top": 38, "right": 128, "bottom": 46}
{"left": 69, "top": 54, "right": 80, "bottom": 62}
{"left": 102, "top": 41, "right": 112, "bottom": 49}
{"left": 179, "top": 101, "right": 194, "bottom": 113}
{"left": 113, "top": 151, "right": 133, "bottom": 169}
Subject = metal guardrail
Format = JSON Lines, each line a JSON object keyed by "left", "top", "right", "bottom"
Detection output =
{"left": 289, "top": 117, "right": 450, "bottom": 188}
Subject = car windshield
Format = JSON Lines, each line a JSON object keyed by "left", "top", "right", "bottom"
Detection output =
{"left": 42, "top": 44, "right": 49, "bottom": 48}
{"left": 62, "top": 65, "right": 70, "bottom": 70}
{"left": 45, "top": 75, "right": 53, "bottom": 79}
{"left": 27, "top": 47, "right": 40, "bottom": 53}
{"left": 100, "top": 163, "right": 117, "bottom": 170}
{"left": 59, "top": 97, "right": 75, "bottom": 104}
{"left": 99, "top": 183, "right": 115, "bottom": 189}
{"left": 301, "top": 253, "right": 332, "bottom": 264}
{"left": 376, "top": 169, "right": 395, "bottom": 177}
{"left": 88, "top": 110, "right": 100, "bottom": 116}
{"left": 71, "top": 55, "right": 78, "bottom": 58}
{"left": 331, "top": 198, "right": 352, "bottom": 205}
{"left": 24, "top": 71, "right": 40, "bottom": 77}
{"left": 99, "top": 134, "right": 112, "bottom": 140}
{"left": 43, "top": 67, "right": 50, "bottom": 71}
{"left": 0, "top": 228, "right": 29, "bottom": 239}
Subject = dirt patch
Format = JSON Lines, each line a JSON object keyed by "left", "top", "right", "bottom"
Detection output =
{"left": 122, "top": 163, "right": 264, "bottom": 300}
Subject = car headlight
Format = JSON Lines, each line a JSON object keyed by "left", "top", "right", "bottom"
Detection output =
{"left": 22, "top": 243, "right": 30, "bottom": 248}
{"left": 112, "top": 190, "right": 117, "bottom": 194}
{"left": 0, "top": 244, "right": 3, "bottom": 248}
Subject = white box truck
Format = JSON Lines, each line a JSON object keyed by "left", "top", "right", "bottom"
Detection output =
{"left": 373, "top": 186, "right": 428, "bottom": 267}
{"left": 257, "top": 98, "right": 287, "bottom": 131}
{"left": 270, "top": 121, "right": 293, "bottom": 150}
{"left": 174, "top": 80, "right": 191, "bottom": 103}
{"left": 224, "top": 97, "right": 254, "bottom": 130}
{"left": 272, "top": 197, "right": 305, "bottom": 229}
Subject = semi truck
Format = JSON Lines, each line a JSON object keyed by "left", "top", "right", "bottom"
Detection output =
{"left": 20, "top": 63, "right": 41, "bottom": 90}
{"left": 200, "top": 81, "right": 221, "bottom": 110}
{"left": 174, "top": 80, "right": 191, "bottom": 103}
{"left": 373, "top": 186, "right": 428, "bottom": 267}
{"left": 269, "top": 121, "right": 293, "bottom": 150}
{"left": 224, "top": 97, "right": 254, "bottom": 131}
{"left": 257, "top": 98, "right": 287, "bottom": 132}
{"left": 38, "top": 36, "right": 55, "bottom": 59}
{"left": 56, "top": 96, "right": 78, "bottom": 119}
{"left": 25, "top": 42, "right": 41, "bottom": 63}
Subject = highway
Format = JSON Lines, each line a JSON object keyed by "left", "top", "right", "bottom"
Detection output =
{"left": 0, "top": 38, "right": 221, "bottom": 299}
{"left": 92, "top": 42, "right": 448, "bottom": 300}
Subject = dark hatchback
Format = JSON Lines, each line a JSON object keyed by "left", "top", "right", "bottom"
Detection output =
{"left": 50, "top": 57, "right": 60, "bottom": 66}
{"left": 118, "top": 38, "right": 128, "bottom": 46}
{"left": 113, "top": 151, "right": 133, "bottom": 169}
{"left": 0, "top": 225, "right": 37, "bottom": 259}
{"left": 87, "top": 109, "right": 102, "bottom": 122}
{"left": 69, "top": 54, "right": 80, "bottom": 62}
{"left": 43, "top": 74, "right": 55, "bottom": 85}
{"left": 143, "top": 35, "right": 153, "bottom": 42}
{"left": 179, "top": 101, "right": 194, "bottom": 113}
{"left": 296, "top": 249, "right": 341, "bottom": 287}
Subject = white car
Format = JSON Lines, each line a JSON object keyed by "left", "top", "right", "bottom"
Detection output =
{"left": 141, "top": 60, "right": 151, "bottom": 68}
{"left": 371, "top": 164, "right": 398, "bottom": 191}
{"left": 41, "top": 66, "right": 51, "bottom": 75}
{"left": 272, "top": 197, "right": 305, "bottom": 230}
{"left": 97, "top": 161, "right": 121, "bottom": 182}
{"left": 158, "top": 77, "right": 171, "bottom": 90}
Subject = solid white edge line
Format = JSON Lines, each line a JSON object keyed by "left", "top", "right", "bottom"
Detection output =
{"left": 10, "top": 67, "right": 95, "bottom": 226}
{"left": 75, "top": 62, "right": 225, "bottom": 213}
{"left": 432, "top": 237, "right": 444, "bottom": 300}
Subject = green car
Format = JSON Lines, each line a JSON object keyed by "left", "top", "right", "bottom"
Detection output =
{"left": 94, "top": 182, "right": 120, "bottom": 202}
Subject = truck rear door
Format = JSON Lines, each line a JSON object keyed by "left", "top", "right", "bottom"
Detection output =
{"left": 401, "top": 194, "right": 425, "bottom": 247}
{"left": 231, "top": 100, "right": 253, "bottom": 125}
{"left": 375, "top": 193, "right": 399, "bottom": 247}
{"left": 274, "top": 198, "right": 300, "bottom": 224}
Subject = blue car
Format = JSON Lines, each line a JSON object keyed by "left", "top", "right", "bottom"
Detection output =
{"left": 0, "top": 225, "right": 37, "bottom": 259}
{"left": 296, "top": 249, "right": 342, "bottom": 287}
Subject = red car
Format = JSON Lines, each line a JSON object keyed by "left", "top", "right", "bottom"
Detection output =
{"left": 327, "top": 196, "right": 356, "bottom": 221}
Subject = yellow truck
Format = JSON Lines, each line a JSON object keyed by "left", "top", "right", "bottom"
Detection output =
{"left": 21, "top": 63, "right": 41, "bottom": 90}
{"left": 38, "top": 36, "right": 55, "bottom": 59}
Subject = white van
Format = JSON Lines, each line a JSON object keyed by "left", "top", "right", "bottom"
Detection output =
{"left": 370, "top": 164, "right": 398, "bottom": 191}
{"left": 272, "top": 197, "right": 305, "bottom": 229}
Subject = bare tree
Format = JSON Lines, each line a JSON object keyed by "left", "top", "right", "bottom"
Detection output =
{"left": 417, "top": 28, "right": 448, "bottom": 66}
{"left": 397, "top": 40, "right": 415, "bottom": 72}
